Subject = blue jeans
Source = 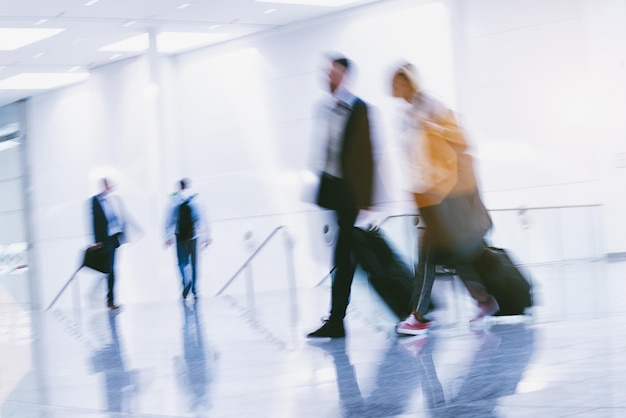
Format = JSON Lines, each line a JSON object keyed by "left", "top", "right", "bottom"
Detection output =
{"left": 176, "top": 236, "right": 198, "bottom": 296}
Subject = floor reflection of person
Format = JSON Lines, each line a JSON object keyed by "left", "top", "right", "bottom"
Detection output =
{"left": 428, "top": 324, "right": 535, "bottom": 418}
{"left": 311, "top": 324, "right": 534, "bottom": 417}
{"left": 174, "top": 302, "right": 214, "bottom": 415}
{"left": 90, "top": 311, "right": 134, "bottom": 414}
{"left": 309, "top": 338, "right": 427, "bottom": 417}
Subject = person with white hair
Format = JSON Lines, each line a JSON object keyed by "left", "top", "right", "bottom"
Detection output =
{"left": 390, "top": 62, "right": 496, "bottom": 335}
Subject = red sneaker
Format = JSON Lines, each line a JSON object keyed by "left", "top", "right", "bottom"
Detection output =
{"left": 396, "top": 313, "right": 431, "bottom": 336}
{"left": 400, "top": 336, "right": 429, "bottom": 357}
{"left": 470, "top": 297, "right": 500, "bottom": 323}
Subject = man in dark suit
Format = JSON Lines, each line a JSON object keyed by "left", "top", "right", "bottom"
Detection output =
{"left": 307, "top": 56, "right": 374, "bottom": 338}
{"left": 92, "top": 178, "right": 126, "bottom": 310}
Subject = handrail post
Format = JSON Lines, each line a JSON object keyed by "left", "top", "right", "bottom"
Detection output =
{"left": 283, "top": 228, "right": 296, "bottom": 290}
{"left": 245, "top": 263, "right": 255, "bottom": 310}
{"left": 215, "top": 225, "right": 287, "bottom": 297}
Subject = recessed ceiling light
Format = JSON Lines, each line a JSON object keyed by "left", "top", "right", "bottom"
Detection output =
{"left": 256, "top": 0, "right": 362, "bottom": 6}
{"left": 124, "top": 21, "right": 137, "bottom": 27}
{"left": 32, "top": 52, "right": 45, "bottom": 59}
{"left": 84, "top": 0, "right": 99, "bottom": 6}
{"left": 264, "top": 8, "right": 278, "bottom": 14}
{"left": 99, "top": 32, "right": 230, "bottom": 54}
{"left": 69, "top": 66, "right": 82, "bottom": 72}
{"left": 158, "top": 32, "right": 230, "bottom": 53}
{"left": 208, "top": 24, "right": 221, "bottom": 30}
{"left": 35, "top": 19, "right": 48, "bottom": 26}
{"left": 0, "top": 72, "right": 89, "bottom": 90}
{"left": 0, "top": 140, "right": 20, "bottom": 152}
{"left": 177, "top": 3, "right": 192, "bottom": 9}
{"left": 0, "top": 122, "right": 19, "bottom": 138}
{"left": 102, "top": 36, "right": 146, "bottom": 53}
{"left": 0, "top": 28, "right": 65, "bottom": 51}
{"left": 109, "top": 54, "right": 122, "bottom": 60}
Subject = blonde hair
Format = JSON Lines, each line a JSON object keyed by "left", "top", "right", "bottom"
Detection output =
{"left": 393, "top": 62, "right": 420, "bottom": 92}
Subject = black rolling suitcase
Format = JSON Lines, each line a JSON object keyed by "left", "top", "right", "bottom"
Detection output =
{"left": 473, "top": 247, "right": 532, "bottom": 315}
{"left": 352, "top": 227, "right": 414, "bottom": 319}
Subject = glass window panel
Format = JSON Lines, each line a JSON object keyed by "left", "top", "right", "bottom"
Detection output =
{"left": 0, "top": 142, "right": 23, "bottom": 180}
{"left": 0, "top": 210, "right": 26, "bottom": 245}
{"left": 0, "top": 101, "right": 29, "bottom": 308}
{"left": 0, "top": 177, "right": 25, "bottom": 212}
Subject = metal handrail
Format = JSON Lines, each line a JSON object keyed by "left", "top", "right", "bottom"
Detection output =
{"left": 215, "top": 225, "right": 291, "bottom": 296}
{"left": 314, "top": 204, "right": 605, "bottom": 286}
{"left": 488, "top": 203, "right": 602, "bottom": 212}
{"left": 216, "top": 204, "right": 603, "bottom": 294}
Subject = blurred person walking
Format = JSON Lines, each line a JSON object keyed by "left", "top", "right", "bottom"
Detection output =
{"left": 91, "top": 177, "right": 129, "bottom": 310}
{"left": 389, "top": 63, "right": 495, "bottom": 335}
{"left": 165, "top": 178, "right": 211, "bottom": 301}
{"left": 307, "top": 55, "right": 374, "bottom": 338}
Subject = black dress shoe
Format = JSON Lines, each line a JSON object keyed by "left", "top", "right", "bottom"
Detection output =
{"left": 307, "top": 320, "right": 345, "bottom": 338}
{"left": 107, "top": 302, "right": 121, "bottom": 311}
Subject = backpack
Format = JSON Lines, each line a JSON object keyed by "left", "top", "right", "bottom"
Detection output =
{"left": 177, "top": 199, "right": 195, "bottom": 239}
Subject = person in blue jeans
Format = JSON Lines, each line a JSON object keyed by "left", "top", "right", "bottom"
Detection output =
{"left": 165, "top": 178, "right": 212, "bottom": 300}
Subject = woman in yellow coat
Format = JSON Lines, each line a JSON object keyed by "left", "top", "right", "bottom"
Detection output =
{"left": 390, "top": 63, "right": 496, "bottom": 335}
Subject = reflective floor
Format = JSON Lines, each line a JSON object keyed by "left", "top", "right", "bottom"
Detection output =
{"left": 1, "top": 259, "right": 626, "bottom": 417}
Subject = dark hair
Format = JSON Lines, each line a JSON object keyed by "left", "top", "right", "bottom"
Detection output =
{"left": 179, "top": 178, "right": 189, "bottom": 190}
{"left": 332, "top": 57, "right": 350, "bottom": 73}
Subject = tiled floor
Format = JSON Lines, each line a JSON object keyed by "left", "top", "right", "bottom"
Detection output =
{"left": 1, "top": 260, "right": 626, "bottom": 417}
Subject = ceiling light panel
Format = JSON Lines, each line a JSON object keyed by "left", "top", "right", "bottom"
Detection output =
{"left": 158, "top": 32, "right": 229, "bottom": 53}
{"left": 100, "top": 34, "right": 147, "bottom": 53}
{"left": 99, "top": 32, "right": 230, "bottom": 54}
{"left": 0, "top": 72, "right": 89, "bottom": 90}
{"left": 255, "top": 0, "right": 363, "bottom": 6}
{"left": 0, "top": 28, "right": 65, "bottom": 51}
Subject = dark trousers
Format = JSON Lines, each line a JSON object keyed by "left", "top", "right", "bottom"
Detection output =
{"left": 104, "top": 234, "right": 121, "bottom": 304}
{"left": 410, "top": 228, "right": 436, "bottom": 316}
{"left": 327, "top": 178, "right": 359, "bottom": 322}
{"left": 176, "top": 235, "right": 198, "bottom": 295}
{"left": 410, "top": 227, "right": 489, "bottom": 317}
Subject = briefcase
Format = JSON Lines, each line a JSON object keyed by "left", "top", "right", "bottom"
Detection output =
{"left": 46, "top": 244, "right": 112, "bottom": 310}
{"left": 82, "top": 244, "right": 112, "bottom": 274}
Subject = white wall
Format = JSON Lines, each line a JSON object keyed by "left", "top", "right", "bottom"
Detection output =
{"left": 28, "top": 0, "right": 457, "bottom": 309}
{"left": 449, "top": 0, "right": 626, "bottom": 252}
{"left": 27, "top": 0, "right": 626, "bottom": 309}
